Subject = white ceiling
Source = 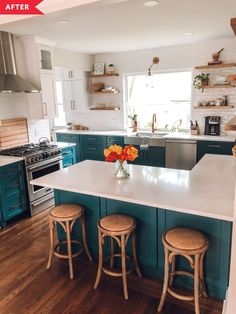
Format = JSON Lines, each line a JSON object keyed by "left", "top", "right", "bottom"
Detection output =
{"left": 1, "top": 0, "right": 236, "bottom": 54}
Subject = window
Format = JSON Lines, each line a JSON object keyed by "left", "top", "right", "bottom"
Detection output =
{"left": 54, "top": 81, "right": 66, "bottom": 127}
{"left": 125, "top": 71, "right": 192, "bottom": 130}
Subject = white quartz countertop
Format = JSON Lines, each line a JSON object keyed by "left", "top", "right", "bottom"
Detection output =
{"left": 31, "top": 154, "right": 236, "bottom": 221}
{"left": 0, "top": 156, "right": 23, "bottom": 167}
{"left": 54, "top": 129, "right": 235, "bottom": 142}
{"left": 53, "top": 142, "right": 76, "bottom": 148}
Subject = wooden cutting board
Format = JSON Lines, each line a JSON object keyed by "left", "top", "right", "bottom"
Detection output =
{"left": 0, "top": 118, "right": 29, "bottom": 148}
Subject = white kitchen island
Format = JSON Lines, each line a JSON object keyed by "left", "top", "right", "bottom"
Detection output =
{"left": 31, "top": 154, "right": 236, "bottom": 309}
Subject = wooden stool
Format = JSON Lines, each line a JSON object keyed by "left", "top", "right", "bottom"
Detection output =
{"left": 94, "top": 214, "right": 142, "bottom": 300}
{"left": 47, "top": 204, "right": 92, "bottom": 279}
{"left": 158, "top": 228, "right": 209, "bottom": 314}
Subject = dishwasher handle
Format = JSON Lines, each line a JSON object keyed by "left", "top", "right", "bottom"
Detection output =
{"left": 166, "top": 140, "right": 197, "bottom": 145}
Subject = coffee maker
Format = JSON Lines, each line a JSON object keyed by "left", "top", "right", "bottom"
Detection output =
{"left": 204, "top": 116, "right": 221, "bottom": 136}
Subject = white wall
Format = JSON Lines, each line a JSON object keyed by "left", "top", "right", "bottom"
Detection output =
{"left": 67, "top": 37, "right": 236, "bottom": 132}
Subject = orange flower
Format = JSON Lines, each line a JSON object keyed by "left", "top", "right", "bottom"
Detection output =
{"left": 104, "top": 144, "right": 138, "bottom": 162}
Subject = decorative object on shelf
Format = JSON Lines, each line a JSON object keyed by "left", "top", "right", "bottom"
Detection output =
{"left": 190, "top": 120, "right": 200, "bottom": 135}
{"left": 91, "top": 82, "right": 105, "bottom": 92}
{"left": 94, "top": 63, "right": 105, "bottom": 75}
{"left": 193, "top": 73, "right": 210, "bottom": 91}
{"left": 71, "top": 124, "right": 89, "bottom": 130}
{"left": 108, "top": 64, "right": 114, "bottom": 74}
{"left": 226, "top": 74, "right": 236, "bottom": 83}
{"left": 67, "top": 122, "right": 72, "bottom": 129}
{"left": 104, "top": 145, "right": 138, "bottom": 179}
{"left": 208, "top": 48, "right": 224, "bottom": 65}
{"left": 128, "top": 114, "right": 138, "bottom": 132}
{"left": 148, "top": 57, "right": 159, "bottom": 76}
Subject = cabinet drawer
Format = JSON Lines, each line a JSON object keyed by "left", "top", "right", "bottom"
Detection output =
{"left": 106, "top": 136, "right": 124, "bottom": 146}
{"left": 0, "top": 162, "right": 20, "bottom": 180}
{"left": 1, "top": 177, "right": 22, "bottom": 199}
{"left": 57, "top": 133, "right": 79, "bottom": 143}
{"left": 61, "top": 147, "right": 75, "bottom": 158}
{"left": 81, "top": 153, "right": 104, "bottom": 162}
{"left": 62, "top": 156, "right": 74, "bottom": 168}
{"left": 1, "top": 196, "right": 24, "bottom": 221}
{"left": 197, "top": 141, "right": 234, "bottom": 161}
{"left": 80, "top": 135, "right": 106, "bottom": 146}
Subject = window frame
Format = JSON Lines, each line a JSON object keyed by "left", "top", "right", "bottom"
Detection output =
{"left": 123, "top": 68, "right": 193, "bottom": 130}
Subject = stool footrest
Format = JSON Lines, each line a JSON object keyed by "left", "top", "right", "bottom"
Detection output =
{"left": 170, "top": 270, "right": 194, "bottom": 278}
{"left": 102, "top": 254, "right": 133, "bottom": 277}
{"left": 167, "top": 288, "right": 194, "bottom": 301}
{"left": 54, "top": 240, "right": 83, "bottom": 259}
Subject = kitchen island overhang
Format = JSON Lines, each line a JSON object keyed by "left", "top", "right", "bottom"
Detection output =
{"left": 31, "top": 154, "right": 236, "bottom": 300}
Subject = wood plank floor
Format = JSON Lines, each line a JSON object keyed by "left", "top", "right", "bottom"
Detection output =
{"left": 0, "top": 210, "right": 223, "bottom": 314}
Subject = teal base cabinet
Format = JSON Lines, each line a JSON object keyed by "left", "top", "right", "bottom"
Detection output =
{"left": 54, "top": 190, "right": 231, "bottom": 300}
{"left": 56, "top": 133, "right": 80, "bottom": 162}
{"left": 80, "top": 135, "right": 107, "bottom": 162}
{"left": 197, "top": 140, "right": 234, "bottom": 161}
{"left": 0, "top": 161, "right": 29, "bottom": 227}
{"left": 133, "top": 146, "right": 165, "bottom": 167}
{"left": 61, "top": 146, "right": 76, "bottom": 168}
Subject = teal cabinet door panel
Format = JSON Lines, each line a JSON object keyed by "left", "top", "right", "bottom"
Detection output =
{"left": 197, "top": 140, "right": 234, "bottom": 161}
{"left": 159, "top": 209, "right": 231, "bottom": 299}
{"left": 106, "top": 199, "right": 158, "bottom": 270}
{"left": 61, "top": 146, "right": 76, "bottom": 168}
{"left": 0, "top": 161, "right": 28, "bottom": 223}
{"left": 146, "top": 147, "right": 165, "bottom": 167}
{"left": 106, "top": 136, "right": 124, "bottom": 146}
{"left": 57, "top": 133, "right": 80, "bottom": 162}
{"left": 54, "top": 190, "right": 101, "bottom": 258}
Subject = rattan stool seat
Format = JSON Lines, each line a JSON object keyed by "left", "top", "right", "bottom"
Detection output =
{"left": 100, "top": 214, "right": 135, "bottom": 232}
{"left": 50, "top": 204, "right": 83, "bottom": 220}
{"left": 164, "top": 228, "right": 208, "bottom": 251}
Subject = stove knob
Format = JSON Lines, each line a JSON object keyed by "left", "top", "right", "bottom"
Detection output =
{"left": 39, "top": 155, "right": 43, "bottom": 160}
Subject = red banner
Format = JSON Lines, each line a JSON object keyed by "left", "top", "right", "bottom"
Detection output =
{"left": 0, "top": 0, "right": 44, "bottom": 15}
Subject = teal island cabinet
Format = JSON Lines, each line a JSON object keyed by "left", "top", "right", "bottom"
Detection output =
{"left": 31, "top": 155, "right": 235, "bottom": 301}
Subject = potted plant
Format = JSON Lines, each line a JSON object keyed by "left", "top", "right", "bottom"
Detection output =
{"left": 128, "top": 114, "right": 138, "bottom": 132}
{"left": 193, "top": 73, "right": 210, "bottom": 92}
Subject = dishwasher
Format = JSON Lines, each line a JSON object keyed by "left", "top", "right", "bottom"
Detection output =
{"left": 165, "top": 140, "right": 197, "bottom": 170}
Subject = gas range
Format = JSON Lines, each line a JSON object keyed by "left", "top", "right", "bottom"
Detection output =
{"left": 0, "top": 143, "right": 63, "bottom": 216}
{"left": 0, "top": 143, "right": 62, "bottom": 166}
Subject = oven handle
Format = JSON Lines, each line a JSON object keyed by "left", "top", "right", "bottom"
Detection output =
{"left": 27, "top": 157, "right": 63, "bottom": 171}
{"left": 31, "top": 194, "right": 54, "bottom": 207}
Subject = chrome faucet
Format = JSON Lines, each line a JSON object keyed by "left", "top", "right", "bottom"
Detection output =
{"left": 171, "top": 119, "right": 182, "bottom": 132}
{"left": 152, "top": 113, "right": 157, "bottom": 133}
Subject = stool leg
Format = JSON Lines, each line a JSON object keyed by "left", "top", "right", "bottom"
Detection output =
{"left": 200, "top": 252, "right": 208, "bottom": 298}
{"left": 110, "top": 238, "right": 114, "bottom": 269}
{"left": 94, "top": 230, "right": 103, "bottom": 289}
{"left": 47, "top": 218, "right": 54, "bottom": 270}
{"left": 121, "top": 234, "right": 128, "bottom": 300}
{"left": 66, "top": 221, "right": 74, "bottom": 280}
{"left": 194, "top": 254, "right": 200, "bottom": 314}
{"left": 81, "top": 217, "right": 93, "bottom": 262}
{"left": 157, "top": 247, "right": 170, "bottom": 312}
{"left": 169, "top": 255, "right": 176, "bottom": 287}
{"left": 132, "top": 232, "right": 142, "bottom": 278}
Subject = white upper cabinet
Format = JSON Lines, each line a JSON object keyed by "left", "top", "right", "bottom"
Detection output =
{"left": 40, "top": 73, "right": 58, "bottom": 118}
{"left": 61, "top": 69, "right": 83, "bottom": 80}
{"left": 56, "top": 67, "right": 90, "bottom": 112}
{"left": 38, "top": 45, "right": 54, "bottom": 74}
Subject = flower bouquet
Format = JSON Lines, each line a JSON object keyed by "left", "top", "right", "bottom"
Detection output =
{"left": 104, "top": 144, "right": 138, "bottom": 178}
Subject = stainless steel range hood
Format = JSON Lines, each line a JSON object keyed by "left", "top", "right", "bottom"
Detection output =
{"left": 0, "top": 31, "right": 39, "bottom": 93}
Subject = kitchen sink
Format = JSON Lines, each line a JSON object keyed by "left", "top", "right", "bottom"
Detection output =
{"left": 136, "top": 131, "right": 169, "bottom": 138}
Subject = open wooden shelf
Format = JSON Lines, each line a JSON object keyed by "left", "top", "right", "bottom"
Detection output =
{"left": 194, "top": 105, "right": 234, "bottom": 109}
{"left": 231, "top": 18, "right": 236, "bottom": 36}
{"left": 195, "top": 63, "right": 236, "bottom": 70}
{"left": 204, "top": 84, "right": 235, "bottom": 89}
{"left": 90, "top": 73, "right": 119, "bottom": 78}
{"left": 92, "top": 90, "right": 120, "bottom": 95}
{"left": 90, "top": 107, "right": 120, "bottom": 111}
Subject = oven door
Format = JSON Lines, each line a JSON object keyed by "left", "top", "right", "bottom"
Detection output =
{"left": 26, "top": 156, "right": 63, "bottom": 202}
